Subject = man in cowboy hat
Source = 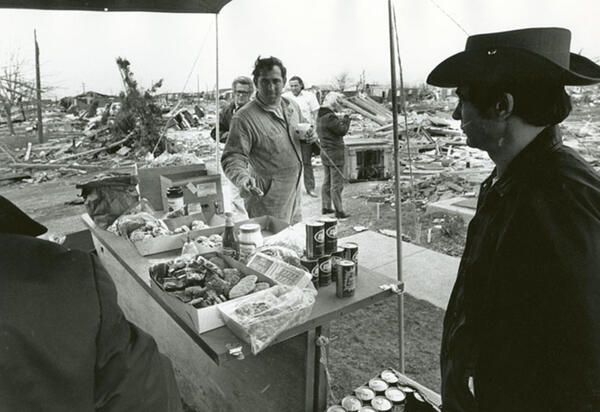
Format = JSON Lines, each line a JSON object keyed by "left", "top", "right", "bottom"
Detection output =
{"left": 427, "top": 27, "right": 600, "bottom": 411}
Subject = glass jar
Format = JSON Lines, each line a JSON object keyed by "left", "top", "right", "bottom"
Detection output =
{"left": 238, "top": 223, "right": 263, "bottom": 261}
{"left": 166, "top": 186, "right": 184, "bottom": 212}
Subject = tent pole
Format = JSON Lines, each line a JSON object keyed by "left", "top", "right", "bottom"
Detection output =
{"left": 388, "top": 0, "right": 404, "bottom": 373}
{"left": 215, "top": 13, "right": 220, "bottom": 173}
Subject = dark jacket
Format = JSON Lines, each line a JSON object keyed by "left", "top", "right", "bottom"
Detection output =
{"left": 0, "top": 196, "right": 182, "bottom": 412}
{"left": 317, "top": 107, "right": 351, "bottom": 166}
{"left": 441, "top": 126, "right": 600, "bottom": 412}
{"left": 210, "top": 100, "right": 238, "bottom": 143}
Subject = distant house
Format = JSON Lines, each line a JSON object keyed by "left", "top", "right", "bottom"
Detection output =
{"left": 73, "top": 91, "right": 115, "bottom": 108}
{"left": 59, "top": 91, "right": 116, "bottom": 112}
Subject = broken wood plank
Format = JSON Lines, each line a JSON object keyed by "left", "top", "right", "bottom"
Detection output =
{"left": 9, "top": 162, "right": 105, "bottom": 170}
{"left": 340, "top": 99, "right": 389, "bottom": 126}
{"left": 57, "top": 134, "right": 131, "bottom": 162}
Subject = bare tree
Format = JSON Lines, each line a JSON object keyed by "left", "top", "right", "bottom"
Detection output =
{"left": 331, "top": 72, "right": 352, "bottom": 93}
{"left": 0, "top": 53, "right": 35, "bottom": 135}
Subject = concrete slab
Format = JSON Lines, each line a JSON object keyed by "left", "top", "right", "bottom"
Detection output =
{"left": 426, "top": 196, "right": 476, "bottom": 225}
{"left": 347, "top": 230, "right": 460, "bottom": 310}
{"left": 373, "top": 250, "right": 459, "bottom": 309}
{"left": 341, "top": 231, "right": 424, "bottom": 270}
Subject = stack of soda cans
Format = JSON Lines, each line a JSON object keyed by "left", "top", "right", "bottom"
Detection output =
{"left": 301, "top": 217, "right": 359, "bottom": 298}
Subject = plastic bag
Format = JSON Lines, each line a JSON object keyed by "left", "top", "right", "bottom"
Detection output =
{"left": 76, "top": 173, "right": 139, "bottom": 229}
{"left": 220, "top": 285, "right": 316, "bottom": 355}
{"left": 261, "top": 222, "right": 306, "bottom": 257}
{"left": 107, "top": 199, "right": 170, "bottom": 241}
{"left": 249, "top": 244, "right": 302, "bottom": 268}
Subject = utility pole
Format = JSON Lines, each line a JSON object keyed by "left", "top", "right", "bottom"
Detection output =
{"left": 82, "top": 82, "right": 86, "bottom": 93}
{"left": 34, "top": 29, "right": 44, "bottom": 143}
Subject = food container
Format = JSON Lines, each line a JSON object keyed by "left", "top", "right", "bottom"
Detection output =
{"left": 342, "top": 241, "right": 359, "bottom": 276}
{"left": 380, "top": 369, "right": 399, "bottom": 385}
{"left": 318, "top": 254, "right": 332, "bottom": 286}
{"left": 300, "top": 256, "right": 319, "bottom": 287}
{"left": 218, "top": 285, "right": 316, "bottom": 354}
{"left": 326, "top": 406, "right": 346, "bottom": 412}
{"left": 359, "top": 407, "right": 377, "bottom": 412}
{"left": 318, "top": 216, "right": 338, "bottom": 254}
{"left": 341, "top": 395, "right": 363, "bottom": 411}
{"left": 384, "top": 387, "right": 406, "bottom": 404}
{"left": 305, "top": 220, "right": 325, "bottom": 259}
{"left": 370, "top": 396, "right": 393, "bottom": 412}
{"left": 295, "top": 122, "right": 313, "bottom": 140}
{"left": 355, "top": 386, "right": 376, "bottom": 402}
{"left": 238, "top": 223, "right": 263, "bottom": 260}
{"left": 335, "top": 259, "right": 356, "bottom": 298}
{"left": 166, "top": 186, "right": 184, "bottom": 212}
{"left": 368, "top": 378, "right": 389, "bottom": 394}
{"left": 149, "top": 252, "right": 274, "bottom": 334}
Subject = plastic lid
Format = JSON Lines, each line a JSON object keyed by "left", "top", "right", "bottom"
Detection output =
{"left": 239, "top": 223, "right": 261, "bottom": 232}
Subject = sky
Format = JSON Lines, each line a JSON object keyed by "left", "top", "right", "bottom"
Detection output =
{"left": 0, "top": 0, "right": 598, "bottom": 98}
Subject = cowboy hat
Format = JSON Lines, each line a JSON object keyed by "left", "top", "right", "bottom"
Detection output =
{"left": 427, "top": 27, "right": 600, "bottom": 87}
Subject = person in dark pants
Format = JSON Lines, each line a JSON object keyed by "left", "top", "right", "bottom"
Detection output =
{"left": 427, "top": 27, "right": 600, "bottom": 412}
{"left": 284, "top": 76, "right": 320, "bottom": 197}
{"left": 317, "top": 92, "right": 351, "bottom": 219}
{"left": 0, "top": 195, "right": 182, "bottom": 412}
{"left": 210, "top": 76, "right": 254, "bottom": 143}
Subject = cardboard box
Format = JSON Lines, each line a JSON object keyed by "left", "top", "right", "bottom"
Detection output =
{"left": 137, "top": 163, "right": 207, "bottom": 210}
{"left": 150, "top": 252, "right": 275, "bottom": 334}
{"left": 132, "top": 213, "right": 225, "bottom": 257}
{"left": 160, "top": 172, "right": 223, "bottom": 216}
{"left": 132, "top": 215, "right": 289, "bottom": 257}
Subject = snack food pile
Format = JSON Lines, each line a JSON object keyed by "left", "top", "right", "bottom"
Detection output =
{"left": 149, "top": 254, "right": 269, "bottom": 308}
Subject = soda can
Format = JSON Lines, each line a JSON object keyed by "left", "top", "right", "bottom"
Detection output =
{"left": 342, "top": 242, "right": 359, "bottom": 276}
{"left": 318, "top": 254, "right": 332, "bottom": 286}
{"left": 318, "top": 216, "right": 338, "bottom": 254}
{"left": 331, "top": 247, "right": 345, "bottom": 285}
{"left": 335, "top": 259, "right": 356, "bottom": 298}
{"left": 301, "top": 256, "right": 320, "bottom": 288}
{"left": 306, "top": 221, "right": 325, "bottom": 259}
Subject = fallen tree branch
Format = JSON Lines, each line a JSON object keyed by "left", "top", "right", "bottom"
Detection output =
{"left": 57, "top": 132, "right": 134, "bottom": 162}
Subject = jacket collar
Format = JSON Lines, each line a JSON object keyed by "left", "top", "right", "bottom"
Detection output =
{"left": 255, "top": 95, "right": 295, "bottom": 122}
{"left": 0, "top": 195, "right": 47, "bottom": 236}
{"left": 483, "top": 125, "right": 563, "bottom": 196}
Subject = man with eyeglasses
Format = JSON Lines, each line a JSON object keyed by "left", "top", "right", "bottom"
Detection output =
{"left": 211, "top": 76, "right": 254, "bottom": 143}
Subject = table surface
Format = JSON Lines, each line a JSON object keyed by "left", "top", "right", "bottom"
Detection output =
{"left": 83, "top": 214, "right": 402, "bottom": 365}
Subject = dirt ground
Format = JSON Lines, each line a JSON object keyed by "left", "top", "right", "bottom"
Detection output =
{"left": 308, "top": 173, "right": 461, "bottom": 399}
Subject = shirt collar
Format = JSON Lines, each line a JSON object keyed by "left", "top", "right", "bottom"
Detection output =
{"left": 255, "top": 95, "right": 294, "bottom": 122}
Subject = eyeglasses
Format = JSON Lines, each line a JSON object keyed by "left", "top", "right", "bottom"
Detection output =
{"left": 235, "top": 90, "right": 250, "bottom": 96}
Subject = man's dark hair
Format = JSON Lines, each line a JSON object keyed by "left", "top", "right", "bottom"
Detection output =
{"left": 252, "top": 56, "right": 287, "bottom": 85}
{"left": 289, "top": 76, "right": 304, "bottom": 90}
{"left": 462, "top": 81, "right": 572, "bottom": 126}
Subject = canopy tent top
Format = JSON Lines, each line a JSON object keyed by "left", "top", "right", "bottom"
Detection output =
{"left": 0, "top": 0, "right": 231, "bottom": 13}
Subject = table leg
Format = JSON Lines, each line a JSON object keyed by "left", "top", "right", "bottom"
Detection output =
{"left": 302, "top": 329, "right": 316, "bottom": 412}
{"left": 314, "top": 324, "right": 331, "bottom": 412}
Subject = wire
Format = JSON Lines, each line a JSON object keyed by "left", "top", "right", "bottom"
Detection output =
{"left": 391, "top": 1, "right": 415, "bottom": 195}
{"left": 151, "top": 20, "right": 215, "bottom": 155}
{"left": 426, "top": 0, "right": 470, "bottom": 36}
